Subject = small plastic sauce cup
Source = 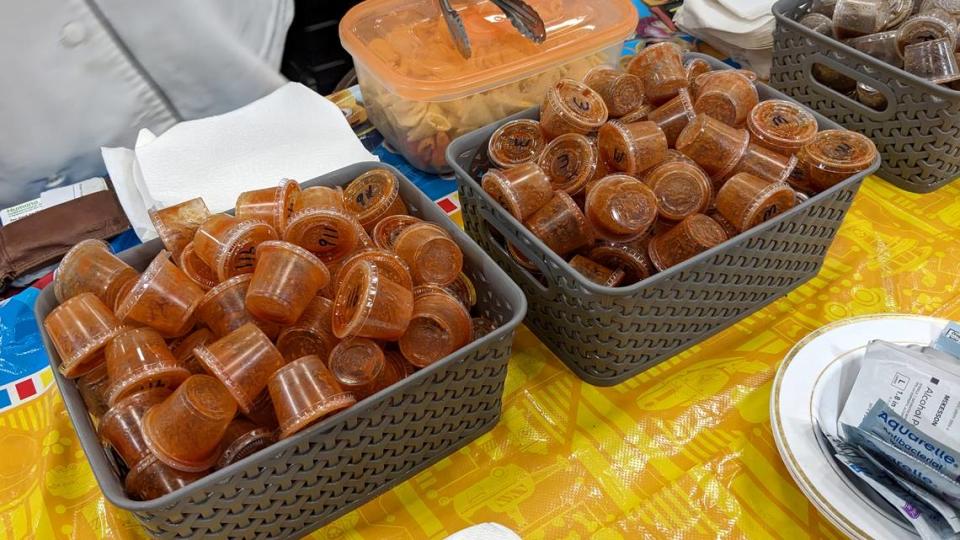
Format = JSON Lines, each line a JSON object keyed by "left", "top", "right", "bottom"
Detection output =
{"left": 77, "top": 361, "right": 111, "bottom": 418}
{"left": 194, "top": 214, "right": 279, "bottom": 281}
{"left": 115, "top": 251, "right": 205, "bottom": 338}
{"left": 730, "top": 143, "right": 799, "bottom": 185}
{"left": 648, "top": 214, "right": 729, "bottom": 271}
{"left": 584, "top": 175, "right": 659, "bottom": 242}
{"left": 170, "top": 327, "right": 215, "bottom": 375}
{"left": 215, "top": 418, "right": 275, "bottom": 470}
{"left": 141, "top": 374, "right": 238, "bottom": 472}
{"left": 149, "top": 198, "right": 211, "bottom": 261}
{"left": 343, "top": 168, "right": 409, "bottom": 232}
{"left": 177, "top": 242, "right": 218, "bottom": 291}
{"left": 647, "top": 89, "right": 696, "bottom": 147}
{"left": 644, "top": 161, "right": 714, "bottom": 222}
{"left": 125, "top": 454, "right": 206, "bottom": 501}
{"left": 487, "top": 119, "right": 547, "bottom": 168}
{"left": 332, "top": 249, "right": 414, "bottom": 295}
{"left": 800, "top": 12, "right": 834, "bottom": 35}
{"left": 482, "top": 162, "right": 554, "bottom": 221}
{"left": 897, "top": 11, "right": 957, "bottom": 57}
{"left": 708, "top": 209, "right": 742, "bottom": 239}
{"left": 105, "top": 327, "right": 191, "bottom": 406}
{"left": 268, "top": 355, "right": 356, "bottom": 439}
{"left": 471, "top": 317, "right": 499, "bottom": 339}
{"left": 833, "top": 0, "right": 890, "bottom": 39}
{"left": 246, "top": 241, "right": 330, "bottom": 325}
{"left": 242, "top": 391, "right": 279, "bottom": 431}
{"left": 372, "top": 215, "right": 423, "bottom": 251}
{"left": 746, "top": 100, "right": 819, "bottom": 156}
{"left": 903, "top": 37, "right": 960, "bottom": 84}
{"left": 399, "top": 288, "right": 473, "bottom": 368}
{"left": 332, "top": 260, "right": 414, "bottom": 340}
{"left": 568, "top": 255, "right": 626, "bottom": 287}
{"left": 597, "top": 120, "right": 668, "bottom": 176}
{"left": 526, "top": 191, "right": 595, "bottom": 257}
{"left": 685, "top": 58, "right": 712, "bottom": 85}
{"left": 276, "top": 296, "right": 339, "bottom": 362}
{"left": 235, "top": 179, "right": 301, "bottom": 233}
{"left": 193, "top": 323, "right": 286, "bottom": 414}
{"left": 329, "top": 338, "right": 401, "bottom": 400}
{"left": 627, "top": 42, "right": 688, "bottom": 105}
{"left": 442, "top": 272, "right": 478, "bottom": 310}
{"left": 294, "top": 186, "right": 345, "bottom": 214}
{"left": 55, "top": 239, "right": 139, "bottom": 310}
{"left": 196, "top": 274, "right": 281, "bottom": 339}
{"left": 588, "top": 242, "right": 655, "bottom": 285}
{"left": 537, "top": 134, "right": 601, "bottom": 195}
{"left": 540, "top": 79, "right": 610, "bottom": 139}
{"left": 716, "top": 173, "right": 798, "bottom": 232}
{"left": 693, "top": 71, "right": 758, "bottom": 128}
{"left": 507, "top": 242, "right": 540, "bottom": 273}
{"left": 44, "top": 293, "right": 124, "bottom": 378}
{"left": 393, "top": 223, "right": 464, "bottom": 286}
{"left": 797, "top": 130, "right": 878, "bottom": 191}
{"left": 284, "top": 207, "right": 366, "bottom": 265}
{"left": 676, "top": 115, "right": 751, "bottom": 179}
{"left": 98, "top": 387, "right": 171, "bottom": 468}
{"left": 584, "top": 66, "right": 646, "bottom": 118}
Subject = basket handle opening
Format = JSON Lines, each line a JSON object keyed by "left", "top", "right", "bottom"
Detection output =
{"left": 804, "top": 53, "right": 897, "bottom": 121}
{"left": 477, "top": 211, "right": 551, "bottom": 293}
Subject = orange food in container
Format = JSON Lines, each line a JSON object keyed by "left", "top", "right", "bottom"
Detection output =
{"left": 339, "top": 0, "right": 638, "bottom": 172}
{"left": 537, "top": 133, "right": 602, "bottom": 195}
{"left": 372, "top": 215, "right": 423, "bottom": 250}
{"left": 597, "top": 121, "right": 668, "bottom": 176}
{"left": 568, "top": 255, "right": 625, "bottom": 287}
{"left": 268, "top": 355, "right": 356, "bottom": 439}
{"left": 193, "top": 323, "right": 286, "bottom": 414}
{"left": 393, "top": 222, "right": 463, "bottom": 286}
{"left": 584, "top": 66, "right": 645, "bottom": 118}
{"left": 343, "top": 168, "right": 408, "bottom": 232}
{"left": 627, "top": 42, "right": 687, "bottom": 104}
{"left": 55, "top": 239, "right": 139, "bottom": 309}
{"left": 693, "top": 71, "right": 758, "bottom": 128}
{"left": 746, "top": 99, "right": 819, "bottom": 156}
{"left": 332, "top": 260, "right": 414, "bottom": 340}
{"left": 125, "top": 454, "right": 206, "bottom": 501}
{"left": 193, "top": 214, "right": 278, "bottom": 281}
{"left": 177, "top": 242, "right": 218, "bottom": 291}
{"left": 588, "top": 242, "right": 655, "bottom": 284}
{"left": 235, "top": 180, "right": 301, "bottom": 233}
{"left": 170, "top": 328, "right": 215, "bottom": 375}
{"left": 399, "top": 287, "right": 473, "bottom": 368}
{"left": 195, "top": 275, "right": 281, "bottom": 340}
{"left": 675, "top": 115, "right": 750, "bottom": 180}
{"left": 716, "top": 173, "right": 798, "bottom": 233}
{"left": 644, "top": 161, "right": 714, "bottom": 222}
{"left": 77, "top": 362, "right": 111, "bottom": 418}
{"left": 105, "top": 327, "right": 190, "bottom": 406}
{"left": 276, "top": 296, "right": 340, "bottom": 362}
{"left": 647, "top": 214, "right": 728, "bottom": 271}
{"left": 584, "top": 175, "right": 658, "bottom": 242}
{"left": 482, "top": 163, "right": 554, "bottom": 221}
{"left": 328, "top": 338, "right": 400, "bottom": 400}
{"left": 796, "top": 130, "right": 878, "bottom": 191}
{"left": 526, "top": 191, "right": 594, "bottom": 257}
{"left": 487, "top": 119, "right": 547, "bottom": 168}
{"left": 149, "top": 198, "right": 211, "bottom": 261}
{"left": 647, "top": 89, "right": 696, "bottom": 147}
{"left": 99, "top": 387, "right": 171, "bottom": 468}
{"left": 215, "top": 418, "right": 275, "bottom": 470}
{"left": 246, "top": 241, "right": 330, "bottom": 325}
{"left": 44, "top": 292, "right": 123, "bottom": 378}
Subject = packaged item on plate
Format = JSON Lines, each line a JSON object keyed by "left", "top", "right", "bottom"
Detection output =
{"left": 856, "top": 400, "right": 960, "bottom": 479}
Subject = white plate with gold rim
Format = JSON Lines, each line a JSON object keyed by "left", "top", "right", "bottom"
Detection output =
{"left": 770, "top": 314, "right": 951, "bottom": 540}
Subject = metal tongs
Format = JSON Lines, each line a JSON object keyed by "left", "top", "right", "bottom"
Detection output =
{"left": 438, "top": 0, "right": 547, "bottom": 59}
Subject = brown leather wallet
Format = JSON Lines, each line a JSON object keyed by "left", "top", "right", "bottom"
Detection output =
{"left": 0, "top": 189, "right": 130, "bottom": 290}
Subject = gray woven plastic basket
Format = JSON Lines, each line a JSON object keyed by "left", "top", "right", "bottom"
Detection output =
{"left": 35, "top": 163, "right": 527, "bottom": 539}
{"left": 447, "top": 53, "right": 879, "bottom": 387}
{"left": 771, "top": 0, "right": 960, "bottom": 193}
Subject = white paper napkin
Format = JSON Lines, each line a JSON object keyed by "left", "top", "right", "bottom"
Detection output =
{"left": 102, "top": 82, "right": 378, "bottom": 241}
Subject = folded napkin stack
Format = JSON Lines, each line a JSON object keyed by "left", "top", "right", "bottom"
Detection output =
{"left": 674, "top": 0, "right": 777, "bottom": 78}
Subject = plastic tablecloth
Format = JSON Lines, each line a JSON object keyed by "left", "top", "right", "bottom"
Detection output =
{"left": 2, "top": 174, "right": 960, "bottom": 539}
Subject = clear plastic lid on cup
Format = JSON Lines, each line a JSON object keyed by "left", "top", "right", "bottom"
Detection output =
{"left": 246, "top": 241, "right": 330, "bottom": 325}
{"left": 235, "top": 179, "right": 301, "bottom": 233}
{"left": 584, "top": 175, "right": 658, "bottom": 242}
{"left": 193, "top": 323, "right": 286, "bottom": 414}
{"left": 568, "top": 255, "right": 626, "bottom": 287}
{"left": 847, "top": 31, "right": 902, "bottom": 67}
{"left": 372, "top": 215, "right": 424, "bottom": 250}
{"left": 647, "top": 88, "right": 696, "bottom": 147}
{"left": 487, "top": 119, "right": 547, "bottom": 168}
{"left": 268, "top": 355, "right": 356, "bottom": 439}
{"left": 98, "top": 387, "right": 171, "bottom": 468}
{"left": 276, "top": 296, "right": 340, "bottom": 362}
{"left": 125, "top": 454, "right": 206, "bottom": 501}
{"left": 626, "top": 42, "right": 688, "bottom": 105}
{"left": 693, "top": 71, "right": 758, "bottom": 128}
{"left": 648, "top": 214, "right": 729, "bottom": 271}
{"left": 284, "top": 206, "right": 366, "bottom": 265}
{"left": 507, "top": 242, "right": 540, "bottom": 273}
{"left": 746, "top": 100, "right": 819, "bottom": 156}
{"left": 903, "top": 37, "right": 960, "bottom": 83}
{"left": 149, "top": 198, "right": 211, "bottom": 261}
{"left": 730, "top": 143, "right": 799, "bottom": 185}
{"left": 343, "top": 168, "right": 408, "bottom": 232}
{"left": 170, "top": 328, "right": 215, "bottom": 375}
{"left": 393, "top": 223, "right": 463, "bottom": 286}
{"left": 399, "top": 288, "right": 473, "bottom": 368}
{"left": 333, "top": 249, "right": 414, "bottom": 294}
{"left": 54, "top": 239, "right": 139, "bottom": 309}
{"left": 77, "top": 361, "right": 111, "bottom": 418}
{"left": 294, "top": 186, "right": 345, "bottom": 214}
{"left": 644, "top": 161, "right": 714, "bottom": 222}
{"left": 598, "top": 121, "right": 668, "bottom": 176}
{"left": 716, "top": 173, "right": 798, "bottom": 233}
{"left": 482, "top": 162, "right": 554, "bottom": 221}
{"left": 584, "top": 66, "right": 646, "bottom": 118}
{"left": 177, "top": 242, "right": 218, "bottom": 292}
{"left": 332, "top": 260, "right": 414, "bottom": 340}
{"left": 443, "top": 272, "right": 478, "bottom": 310}
{"left": 142, "top": 374, "right": 237, "bottom": 472}
{"left": 833, "top": 0, "right": 890, "bottom": 39}
{"left": 540, "top": 79, "right": 610, "bottom": 139}
{"left": 115, "top": 251, "right": 204, "bottom": 338}
{"left": 685, "top": 58, "right": 712, "bottom": 86}
{"left": 105, "top": 327, "right": 190, "bottom": 405}
{"left": 536, "top": 134, "right": 601, "bottom": 196}
{"left": 196, "top": 274, "right": 281, "bottom": 340}
{"left": 588, "top": 242, "right": 655, "bottom": 284}
{"left": 328, "top": 338, "right": 400, "bottom": 400}
{"left": 194, "top": 214, "right": 279, "bottom": 282}
{"left": 798, "top": 129, "right": 878, "bottom": 191}
{"left": 799, "top": 13, "right": 834, "bottom": 35}
{"left": 215, "top": 418, "right": 275, "bottom": 470}
{"left": 526, "top": 191, "right": 595, "bottom": 257}
{"left": 676, "top": 115, "right": 751, "bottom": 179}
{"left": 44, "top": 293, "right": 124, "bottom": 378}
{"left": 897, "top": 10, "right": 957, "bottom": 57}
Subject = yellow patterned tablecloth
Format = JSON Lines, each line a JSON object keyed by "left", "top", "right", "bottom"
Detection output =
{"left": 3, "top": 176, "right": 960, "bottom": 539}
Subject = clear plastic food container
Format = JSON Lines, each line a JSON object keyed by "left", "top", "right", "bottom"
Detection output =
{"left": 340, "top": 0, "right": 639, "bottom": 173}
